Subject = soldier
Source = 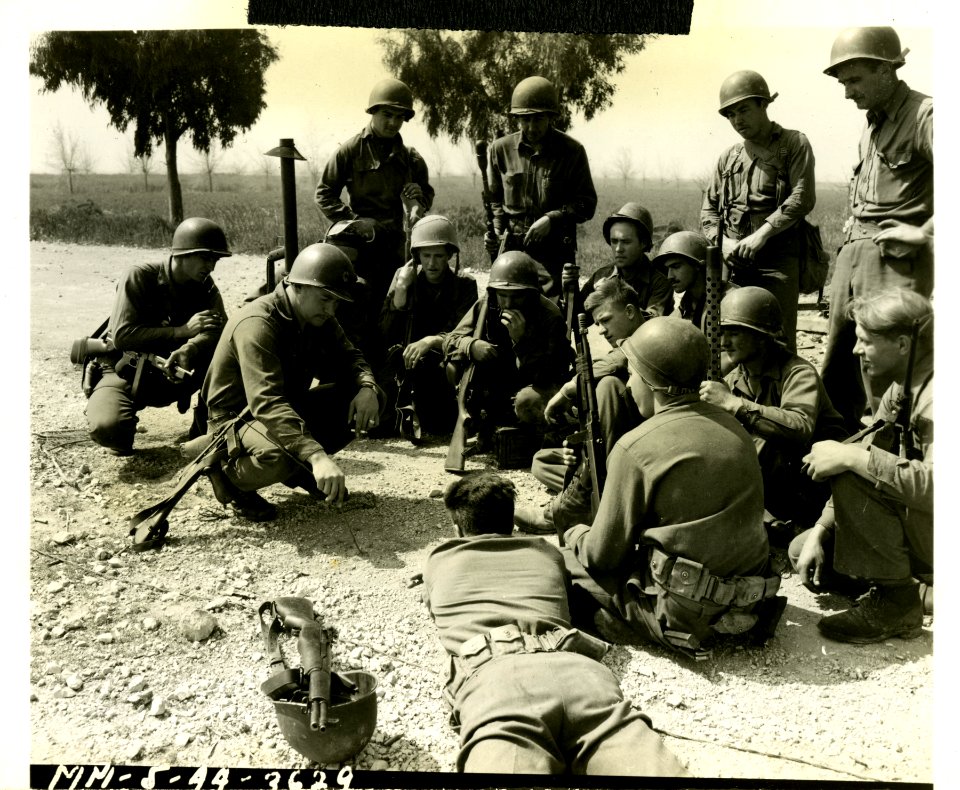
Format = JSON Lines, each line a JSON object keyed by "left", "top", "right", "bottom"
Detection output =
{"left": 515, "top": 276, "right": 648, "bottom": 535}
{"left": 486, "top": 76, "right": 598, "bottom": 299}
{"left": 791, "top": 289, "right": 933, "bottom": 642}
{"left": 85, "top": 218, "right": 230, "bottom": 456}
{"left": 560, "top": 318, "right": 783, "bottom": 658}
{"left": 700, "top": 70, "right": 816, "bottom": 352}
{"left": 699, "top": 287, "right": 847, "bottom": 539}
{"left": 653, "top": 230, "right": 712, "bottom": 329}
{"left": 579, "top": 203, "right": 674, "bottom": 317}
{"left": 422, "top": 470, "right": 687, "bottom": 776}
{"left": 379, "top": 215, "right": 479, "bottom": 435}
{"left": 442, "top": 251, "right": 573, "bottom": 441}
{"left": 198, "top": 244, "right": 384, "bottom": 522}
{"left": 315, "top": 78, "right": 434, "bottom": 365}
{"left": 819, "top": 27, "right": 933, "bottom": 434}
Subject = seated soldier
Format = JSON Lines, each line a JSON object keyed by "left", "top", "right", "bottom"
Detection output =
{"left": 699, "top": 287, "right": 847, "bottom": 539}
{"left": 579, "top": 203, "right": 674, "bottom": 318}
{"left": 790, "top": 288, "right": 933, "bottom": 641}
{"left": 198, "top": 243, "right": 384, "bottom": 521}
{"left": 442, "top": 251, "right": 573, "bottom": 444}
{"left": 561, "top": 317, "right": 784, "bottom": 658}
{"left": 85, "top": 217, "right": 231, "bottom": 455}
{"left": 515, "top": 276, "right": 648, "bottom": 534}
{"left": 654, "top": 230, "right": 714, "bottom": 330}
{"left": 422, "top": 470, "right": 686, "bottom": 776}
{"left": 379, "top": 215, "right": 478, "bottom": 435}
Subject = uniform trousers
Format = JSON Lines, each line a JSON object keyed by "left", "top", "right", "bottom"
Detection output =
{"left": 454, "top": 651, "right": 685, "bottom": 775}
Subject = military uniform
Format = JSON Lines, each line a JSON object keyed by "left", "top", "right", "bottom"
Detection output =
{"left": 202, "top": 281, "right": 378, "bottom": 492}
{"left": 422, "top": 533, "right": 685, "bottom": 775}
{"left": 700, "top": 123, "right": 816, "bottom": 350}
{"left": 821, "top": 80, "right": 933, "bottom": 431}
{"left": 579, "top": 260, "right": 674, "bottom": 317}
{"left": 86, "top": 261, "right": 225, "bottom": 453}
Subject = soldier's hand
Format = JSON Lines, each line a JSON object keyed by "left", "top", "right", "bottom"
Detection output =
{"left": 484, "top": 231, "right": 502, "bottom": 260}
{"left": 730, "top": 224, "right": 773, "bottom": 262}
{"left": 348, "top": 386, "right": 381, "bottom": 435}
{"left": 500, "top": 308, "right": 526, "bottom": 343}
{"left": 873, "top": 219, "right": 928, "bottom": 258}
{"left": 558, "top": 442, "right": 579, "bottom": 468}
{"left": 309, "top": 451, "right": 347, "bottom": 505}
{"left": 470, "top": 339, "right": 498, "bottom": 362}
{"left": 395, "top": 260, "right": 417, "bottom": 291}
{"left": 401, "top": 182, "right": 425, "bottom": 205}
{"left": 524, "top": 215, "right": 551, "bottom": 246}
{"left": 181, "top": 309, "right": 223, "bottom": 338}
{"left": 699, "top": 381, "right": 740, "bottom": 414}
{"left": 801, "top": 440, "right": 865, "bottom": 481}
{"left": 796, "top": 525, "right": 828, "bottom": 588}
{"left": 402, "top": 338, "right": 434, "bottom": 369}
{"left": 544, "top": 389, "right": 572, "bottom": 424}
{"left": 164, "top": 347, "right": 193, "bottom": 378}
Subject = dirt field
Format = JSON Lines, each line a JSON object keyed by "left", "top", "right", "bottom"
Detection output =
{"left": 25, "top": 241, "right": 932, "bottom": 784}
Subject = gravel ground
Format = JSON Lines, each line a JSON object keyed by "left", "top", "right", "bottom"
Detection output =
{"left": 25, "top": 241, "right": 933, "bottom": 784}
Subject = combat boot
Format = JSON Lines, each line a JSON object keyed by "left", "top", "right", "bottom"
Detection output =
{"left": 817, "top": 583, "right": 923, "bottom": 644}
{"left": 513, "top": 504, "right": 553, "bottom": 535}
{"left": 205, "top": 462, "right": 277, "bottom": 522}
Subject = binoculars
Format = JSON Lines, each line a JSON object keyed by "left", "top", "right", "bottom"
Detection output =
{"left": 70, "top": 336, "right": 113, "bottom": 364}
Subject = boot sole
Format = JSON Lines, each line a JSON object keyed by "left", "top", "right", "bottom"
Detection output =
{"left": 817, "top": 622, "right": 923, "bottom": 644}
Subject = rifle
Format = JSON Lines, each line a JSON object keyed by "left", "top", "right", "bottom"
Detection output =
{"left": 560, "top": 262, "right": 580, "bottom": 342}
{"left": 475, "top": 140, "right": 497, "bottom": 262}
{"left": 393, "top": 256, "right": 422, "bottom": 443}
{"left": 868, "top": 318, "right": 924, "bottom": 460}
{"left": 445, "top": 296, "right": 491, "bottom": 473}
{"left": 704, "top": 228, "right": 724, "bottom": 382}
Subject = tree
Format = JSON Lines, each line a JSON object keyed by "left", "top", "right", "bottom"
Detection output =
{"left": 610, "top": 146, "right": 636, "bottom": 185}
{"left": 379, "top": 31, "right": 647, "bottom": 144}
{"left": 48, "top": 122, "right": 93, "bottom": 195}
{"left": 30, "top": 30, "right": 279, "bottom": 224}
{"left": 123, "top": 139, "right": 156, "bottom": 192}
{"left": 192, "top": 140, "right": 225, "bottom": 192}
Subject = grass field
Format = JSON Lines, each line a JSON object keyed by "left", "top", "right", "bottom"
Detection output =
{"left": 30, "top": 172, "right": 849, "bottom": 281}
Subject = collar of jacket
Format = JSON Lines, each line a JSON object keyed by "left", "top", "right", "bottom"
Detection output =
{"left": 359, "top": 124, "right": 407, "bottom": 167}
{"left": 517, "top": 126, "right": 562, "bottom": 158}
{"left": 728, "top": 344, "right": 792, "bottom": 394}
{"left": 875, "top": 79, "right": 912, "bottom": 126}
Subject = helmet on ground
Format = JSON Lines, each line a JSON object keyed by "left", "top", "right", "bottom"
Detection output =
{"left": 602, "top": 203, "right": 654, "bottom": 247}
{"left": 488, "top": 251, "right": 541, "bottom": 291}
{"left": 366, "top": 78, "right": 415, "bottom": 120}
{"left": 411, "top": 215, "right": 459, "bottom": 252}
{"left": 324, "top": 219, "right": 374, "bottom": 248}
{"left": 171, "top": 217, "right": 231, "bottom": 258}
{"left": 653, "top": 231, "right": 709, "bottom": 268}
{"left": 510, "top": 76, "right": 560, "bottom": 116}
{"left": 621, "top": 317, "right": 709, "bottom": 395}
{"left": 824, "top": 27, "right": 905, "bottom": 76}
{"left": 720, "top": 286, "right": 784, "bottom": 338}
{"left": 718, "top": 71, "right": 778, "bottom": 116}
{"left": 286, "top": 243, "right": 357, "bottom": 302}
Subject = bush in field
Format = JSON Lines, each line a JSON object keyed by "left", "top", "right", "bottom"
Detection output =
{"left": 30, "top": 200, "right": 172, "bottom": 247}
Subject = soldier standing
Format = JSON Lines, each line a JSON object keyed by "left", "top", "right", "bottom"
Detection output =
{"left": 700, "top": 70, "right": 817, "bottom": 352}
{"left": 819, "top": 27, "right": 933, "bottom": 434}
{"left": 487, "top": 76, "right": 597, "bottom": 299}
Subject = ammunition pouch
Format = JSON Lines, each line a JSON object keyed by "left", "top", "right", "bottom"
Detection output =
{"left": 648, "top": 548, "right": 781, "bottom": 608}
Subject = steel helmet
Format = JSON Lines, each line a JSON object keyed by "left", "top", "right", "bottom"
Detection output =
{"left": 824, "top": 27, "right": 905, "bottom": 76}
{"left": 653, "top": 231, "right": 709, "bottom": 268}
{"left": 488, "top": 251, "right": 541, "bottom": 291}
{"left": 366, "top": 78, "right": 415, "bottom": 120}
{"left": 621, "top": 317, "right": 709, "bottom": 395}
{"left": 720, "top": 286, "right": 784, "bottom": 338}
{"left": 411, "top": 214, "right": 460, "bottom": 253}
{"left": 510, "top": 76, "right": 560, "bottom": 116}
{"left": 602, "top": 203, "right": 654, "bottom": 248}
{"left": 270, "top": 670, "right": 378, "bottom": 764}
{"left": 171, "top": 217, "right": 231, "bottom": 258}
{"left": 286, "top": 243, "right": 357, "bottom": 302}
{"left": 718, "top": 71, "right": 778, "bottom": 116}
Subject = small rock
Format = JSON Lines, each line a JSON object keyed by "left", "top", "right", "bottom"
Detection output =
{"left": 98, "top": 680, "right": 112, "bottom": 697}
{"left": 127, "top": 690, "right": 153, "bottom": 706}
{"left": 370, "top": 759, "right": 390, "bottom": 771}
{"left": 64, "top": 675, "right": 84, "bottom": 691}
{"left": 107, "top": 557, "right": 123, "bottom": 569}
{"left": 52, "top": 532, "right": 75, "bottom": 546}
{"left": 149, "top": 696, "right": 168, "bottom": 717}
{"left": 95, "top": 549, "right": 112, "bottom": 561}
{"left": 171, "top": 684, "right": 194, "bottom": 701}
{"left": 93, "top": 564, "right": 108, "bottom": 575}
{"left": 126, "top": 740, "right": 144, "bottom": 760}
{"left": 126, "top": 675, "right": 147, "bottom": 693}
{"left": 203, "top": 597, "right": 230, "bottom": 612}
{"left": 79, "top": 463, "right": 92, "bottom": 476}
{"left": 50, "top": 626, "right": 66, "bottom": 639}
{"left": 142, "top": 617, "right": 160, "bottom": 632}
{"left": 43, "top": 661, "right": 62, "bottom": 676}
{"left": 174, "top": 732, "right": 192, "bottom": 748}
{"left": 30, "top": 692, "right": 38, "bottom": 702}
{"left": 46, "top": 580, "right": 66, "bottom": 594}
{"left": 181, "top": 610, "right": 219, "bottom": 642}
{"left": 665, "top": 693, "right": 685, "bottom": 708}
{"left": 97, "top": 632, "right": 114, "bottom": 644}
{"left": 93, "top": 611, "right": 110, "bottom": 626}
{"left": 428, "top": 489, "right": 443, "bottom": 498}
{"left": 116, "top": 665, "right": 132, "bottom": 679}
{"left": 53, "top": 687, "right": 77, "bottom": 699}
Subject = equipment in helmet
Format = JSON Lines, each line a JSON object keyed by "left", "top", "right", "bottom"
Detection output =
{"left": 602, "top": 203, "right": 654, "bottom": 247}
{"left": 510, "top": 76, "right": 560, "bottom": 116}
{"left": 171, "top": 217, "right": 231, "bottom": 258}
{"left": 411, "top": 214, "right": 460, "bottom": 252}
{"left": 718, "top": 71, "right": 778, "bottom": 116}
{"left": 720, "top": 286, "right": 784, "bottom": 338}
{"left": 621, "top": 317, "right": 709, "bottom": 395}
{"left": 824, "top": 27, "right": 906, "bottom": 76}
{"left": 488, "top": 251, "right": 541, "bottom": 291}
{"left": 653, "top": 231, "right": 709, "bottom": 268}
{"left": 286, "top": 243, "right": 357, "bottom": 302}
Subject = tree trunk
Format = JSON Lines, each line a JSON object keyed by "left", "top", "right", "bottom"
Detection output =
{"left": 164, "top": 119, "right": 183, "bottom": 225}
{"left": 142, "top": 171, "right": 149, "bottom": 192}
{"left": 207, "top": 170, "right": 213, "bottom": 192}
{"left": 66, "top": 169, "right": 74, "bottom": 195}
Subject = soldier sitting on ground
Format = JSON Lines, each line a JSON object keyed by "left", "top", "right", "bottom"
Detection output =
{"left": 699, "top": 287, "right": 847, "bottom": 542}
{"left": 654, "top": 230, "right": 717, "bottom": 331}
{"left": 85, "top": 218, "right": 231, "bottom": 456}
{"left": 195, "top": 243, "right": 384, "bottom": 522}
{"left": 422, "top": 470, "right": 687, "bottom": 776}
{"left": 379, "top": 215, "right": 478, "bottom": 436}
{"left": 441, "top": 251, "right": 573, "bottom": 448}
{"left": 514, "top": 276, "right": 648, "bottom": 535}
{"left": 790, "top": 288, "right": 933, "bottom": 640}
{"left": 560, "top": 317, "right": 784, "bottom": 658}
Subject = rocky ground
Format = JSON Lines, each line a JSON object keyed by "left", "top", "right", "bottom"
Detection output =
{"left": 24, "top": 241, "right": 933, "bottom": 784}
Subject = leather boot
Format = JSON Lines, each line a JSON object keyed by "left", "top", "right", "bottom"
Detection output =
{"left": 817, "top": 583, "right": 923, "bottom": 644}
{"left": 205, "top": 462, "right": 277, "bottom": 522}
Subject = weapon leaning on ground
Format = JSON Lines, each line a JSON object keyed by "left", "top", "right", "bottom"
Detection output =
{"left": 475, "top": 140, "right": 500, "bottom": 265}
{"left": 704, "top": 196, "right": 726, "bottom": 382}
{"left": 392, "top": 254, "right": 422, "bottom": 444}
{"left": 444, "top": 296, "right": 491, "bottom": 473}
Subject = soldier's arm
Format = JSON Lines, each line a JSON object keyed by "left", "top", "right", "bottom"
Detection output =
{"left": 765, "top": 131, "right": 817, "bottom": 232}
{"left": 314, "top": 144, "right": 356, "bottom": 223}
{"left": 177, "top": 284, "right": 227, "bottom": 365}
{"left": 699, "top": 159, "right": 724, "bottom": 245}
{"left": 110, "top": 266, "right": 181, "bottom": 352}
{"left": 409, "top": 148, "right": 435, "bottom": 211}
{"left": 441, "top": 299, "right": 483, "bottom": 362}
{"left": 729, "top": 359, "right": 820, "bottom": 448}
{"left": 545, "top": 144, "right": 597, "bottom": 225}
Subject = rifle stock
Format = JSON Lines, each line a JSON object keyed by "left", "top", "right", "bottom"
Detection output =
{"left": 445, "top": 297, "right": 491, "bottom": 473}
{"left": 575, "top": 313, "right": 606, "bottom": 514}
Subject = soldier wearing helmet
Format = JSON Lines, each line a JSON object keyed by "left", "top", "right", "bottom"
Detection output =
{"left": 699, "top": 287, "right": 846, "bottom": 537}
{"left": 486, "top": 76, "right": 598, "bottom": 300}
{"left": 442, "top": 250, "right": 573, "bottom": 442}
{"left": 652, "top": 230, "right": 721, "bottom": 331}
{"left": 578, "top": 203, "right": 674, "bottom": 319}
{"left": 819, "top": 27, "right": 933, "bottom": 435}
{"left": 560, "top": 317, "right": 784, "bottom": 657}
{"left": 378, "top": 215, "right": 479, "bottom": 434}
{"left": 700, "top": 69, "right": 817, "bottom": 352}
{"left": 84, "top": 217, "right": 231, "bottom": 456}
{"left": 199, "top": 243, "right": 384, "bottom": 521}
{"left": 314, "top": 78, "right": 435, "bottom": 360}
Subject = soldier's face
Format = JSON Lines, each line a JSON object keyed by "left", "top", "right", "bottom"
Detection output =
{"left": 833, "top": 61, "right": 895, "bottom": 112}
{"left": 518, "top": 114, "right": 551, "bottom": 145}
{"left": 663, "top": 257, "right": 698, "bottom": 292}
{"left": 293, "top": 285, "right": 340, "bottom": 326}
{"left": 416, "top": 245, "right": 451, "bottom": 284}
{"left": 370, "top": 107, "right": 407, "bottom": 138}
{"left": 591, "top": 301, "right": 640, "bottom": 347}
{"left": 494, "top": 290, "right": 529, "bottom": 312}
{"left": 609, "top": 223, "right": 646, "bottom": 268}
{"left": 176, "top": 252, "right": 221, "bottom": 283}
{"left": 853, "top": 323, "right": 908, "bottom": 381}
{"left": 627, "top": 367, "right": 656, "bottom": 418}
{"left": 723, "top": 98, "right": 769, "bottom": 142}
{"left": 721, "top": 327, "right": 767, "bottom": 366}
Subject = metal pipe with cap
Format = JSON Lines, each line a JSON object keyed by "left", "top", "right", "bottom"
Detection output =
{"left": 264, "top": 139, "right": 307, "bottom": 284}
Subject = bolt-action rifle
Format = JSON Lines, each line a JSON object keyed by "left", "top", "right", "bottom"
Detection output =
{"left": 444, "top": 296, "right": 491, "bottom": 473}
